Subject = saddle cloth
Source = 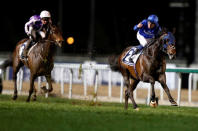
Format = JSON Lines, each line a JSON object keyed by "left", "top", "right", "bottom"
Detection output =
{"left": 122, "top": 47, "right": 142, "bottom": 66}
{"left": 19, "top": 40, "right": 37, "bottom": 59}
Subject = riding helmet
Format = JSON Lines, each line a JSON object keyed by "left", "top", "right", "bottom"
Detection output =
{"left": 40, "top": 10, "right": 51, "bottom": 18}
{"left": 147, "top": 14, "right": 158, "bottom": 24}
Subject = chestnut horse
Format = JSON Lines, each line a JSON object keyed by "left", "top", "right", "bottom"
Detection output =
{"left": 11, "top": 25, "right": 64, "bottom": 102}
{"left": 109, "top": 31, "right": 177, "bottom": 109}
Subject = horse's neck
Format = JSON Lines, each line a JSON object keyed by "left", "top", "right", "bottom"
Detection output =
{"left": 40, "top": 41, "right": 55, "bottom": 58}
{"left": 145, "top": 40, "right": 164, "bottom": 62}
{"left": 146, "top": 40, "right": 161, "bottom": 57}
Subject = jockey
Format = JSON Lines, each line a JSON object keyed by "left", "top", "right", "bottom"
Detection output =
{"left": 132, "top": 14, "right": 162, "bottom": 55}
{"left": 21, "top": 10, "right": 52, "bottom": 60}
{"left": 40, "top": 10, "right": 52, "bottom": 39}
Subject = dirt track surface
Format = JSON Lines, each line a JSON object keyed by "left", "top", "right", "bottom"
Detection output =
{"left": 2, "top": 80, "right": 198, "bottom": 102}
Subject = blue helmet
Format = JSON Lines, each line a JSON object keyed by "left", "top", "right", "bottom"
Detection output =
{"left": 147, "top": 14, "right": 158, "bottom": 24}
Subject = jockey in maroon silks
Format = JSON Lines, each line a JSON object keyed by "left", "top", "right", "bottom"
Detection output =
{"left": 21, "top": 10, "right": 52, "bottom": 60}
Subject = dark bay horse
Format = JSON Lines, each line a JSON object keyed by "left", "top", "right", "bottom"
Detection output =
{"left": 109, "top": 31, "right": 177, "bottom": 110}
{"left": 11, "top": 25, "right": 64, "bottom": 102}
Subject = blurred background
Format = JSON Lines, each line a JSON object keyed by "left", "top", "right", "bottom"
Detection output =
{"left": 0, "top": 0, "right": 197, "bottom": 65}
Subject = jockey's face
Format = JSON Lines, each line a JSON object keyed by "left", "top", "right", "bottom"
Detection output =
{"left": 148, "top": 21, "right": 155, "bottom": 29}
{"left": 41, "top": 18, "right": 49, "bottom": 25}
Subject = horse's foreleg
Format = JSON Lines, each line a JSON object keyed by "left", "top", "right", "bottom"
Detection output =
{"left": 144, "top": 75, "right": 158, "bottom": 107}
{"left": 12, "top": 62, "right": 22, "bottom": 100}
{"left": 149, "top": 82, "right": 159, "bottom": 107}
{"left": 150, "top": 82, "right": 156, "bottom": 102}
{"left": 26, "top": 74, "right": 36, "bottom": 102}
{"left": 158, "top": 74, "right": 177, "bottom": 106}
{"left": 45, "top": 75, "right": 53, "bottom": 93}
{"left": 32, "top": 86, "right": 37, "bottom": 101}
{"left": 13, "top": 74, "right": 18, "bottom": 100}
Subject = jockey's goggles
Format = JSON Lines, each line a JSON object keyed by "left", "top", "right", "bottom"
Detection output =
{"left": 41, "top": 18, "right": 50, "bottom": 21}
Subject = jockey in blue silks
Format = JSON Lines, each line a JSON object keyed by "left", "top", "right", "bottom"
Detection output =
{"left": 132, "top": 14, "right": 162, "bottom": 55}
{"left": 21, "top": 10, "right": 52, "bottom": 60}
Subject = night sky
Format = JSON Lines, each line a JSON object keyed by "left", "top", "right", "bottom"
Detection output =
{"left": 1, "top": 0, "right": 196, "bottom": 64}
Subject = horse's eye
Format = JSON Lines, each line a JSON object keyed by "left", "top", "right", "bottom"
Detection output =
{"left": 171, "top": 45, "right": 176, "bottom": 49}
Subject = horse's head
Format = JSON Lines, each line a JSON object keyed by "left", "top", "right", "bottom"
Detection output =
{"left": 48, "top": 25, "right": 64, "bottom": 47}
{"left": 160, "top": 31, "right": 176, "bottom": 60}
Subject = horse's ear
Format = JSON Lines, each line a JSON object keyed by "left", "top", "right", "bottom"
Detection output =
{"left": 172, "top": 27, "right": 176, "bottom": 34}
{"left": 161, "top": 27, "right": 168, "bottom": 33}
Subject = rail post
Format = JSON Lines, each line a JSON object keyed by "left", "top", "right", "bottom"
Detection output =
{"left": 68, "top": 69, "right": 73, "bottom": 99}
{"left": 177, "top": 73, "right": 182, "bottom": 106}
{"left": 60, "top": 68, "right": 64, "bottom": 95}
{"left": 83, "top": 70, "right": 87, "bottom": 96}
{"left": 108, "top": 70, "right": 112, "bottom": 97}
{"left": 188, "top": 73, "right": 193, "bottom": 102}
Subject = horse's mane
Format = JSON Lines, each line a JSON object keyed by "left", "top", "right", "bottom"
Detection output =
{"left": 17, "top": 38, "right": 29, "bottom": 46}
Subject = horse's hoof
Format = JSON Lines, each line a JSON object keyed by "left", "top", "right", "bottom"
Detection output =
{"left": 150, "top": 101, "right": 158, "bottom": 108}
{"left": 12, "top": 95, "right": 17, "bottom": 100}
{"left": 124, "top": 106, "right": 128, "bottom": 110}
{"left": 32, "top": 97, "right": 37, "bottom": 101}
{"left": 26, "top": 99, "right": 30, "bottom": 102}
{"left": 134, "top": 108, "right": 139, "bottom": 111}
{"left": 48, "top": 88, "right": 53, "bottom": 93}
{"left": 171, "top": 102, "right": 178, "bottom": 106}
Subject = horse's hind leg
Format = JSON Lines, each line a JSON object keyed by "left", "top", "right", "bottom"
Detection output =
{"left": 26, "top": 74, "right": 36, "bottom": 102}
{"left": 124, "top": 75, "right": 130, "bottom": 109}
{"left": 129, "top": 79, "right": 139, "bottom": 109}
{"left": 125, "top": 89, "right": 130, "bottom": 109}
{"left": 158, "top": 74, "right": 177, "bottom": 106}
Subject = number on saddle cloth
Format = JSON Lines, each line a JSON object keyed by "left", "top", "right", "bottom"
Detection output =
{"left": 122, "top": 46, "right": 142, "bottom": 66}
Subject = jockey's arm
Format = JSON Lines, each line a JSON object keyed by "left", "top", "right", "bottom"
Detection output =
{"left": 137, "top": 23, "right": 143, "bottom": 28}
{"left": 133, "top": 21, "right": 144, "bottom": 31}
{"left": 24, "top": 20, "right": 33, "bottom": 35}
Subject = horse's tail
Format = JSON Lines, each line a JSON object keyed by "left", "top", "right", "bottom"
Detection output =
{"left": 0, "top": 56, "right": 13, "bottom": 70}
{"left": 108, "top": 55, "right": 120, "bottom": 72}
{"left": 0, "top": 55, "right": 12, "bottom": 94}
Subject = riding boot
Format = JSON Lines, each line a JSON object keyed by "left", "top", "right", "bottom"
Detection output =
{"left": 129, "top": 46, "right": 142, "bottom": 63}
{"left": 132, "top": 48, "right": 140, "bottom": 55}
{"left": 129, "top": 48, "right": 139, "bottom": 63}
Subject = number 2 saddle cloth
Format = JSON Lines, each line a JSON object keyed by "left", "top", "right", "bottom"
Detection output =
{"left": 122, "top": 46, "right": 143, "bottom": 66}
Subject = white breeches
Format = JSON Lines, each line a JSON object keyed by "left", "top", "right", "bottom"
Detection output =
{"left": 137, "top": 32, "right": 153, "bottom": 47}
{"left": 39, "top": 31, "right": 46, "bottom": 39}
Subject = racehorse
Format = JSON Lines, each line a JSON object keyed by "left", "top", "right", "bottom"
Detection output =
{"left": 11, "top": 25, "right": 64, "bottom": 102}
{"left": 109, "top": 29, "right": 177, "bottom": 110}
